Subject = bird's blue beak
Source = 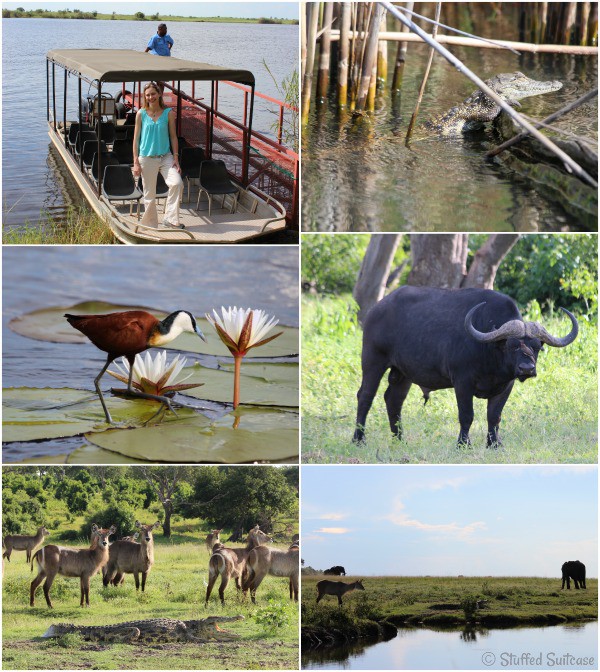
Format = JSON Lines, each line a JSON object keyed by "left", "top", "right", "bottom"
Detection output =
{"left": 196, "top": 326, "right": 207, "bottom": 342}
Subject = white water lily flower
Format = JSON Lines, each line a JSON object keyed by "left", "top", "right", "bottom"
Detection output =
{"left": 205, "top": 306, "right": 283, "bottom": 409}
{"left": 107, "top": 350, "right": 202, "bottom": 396}
{"left": 205, "top": 306, "right": 282, "bottom": 356}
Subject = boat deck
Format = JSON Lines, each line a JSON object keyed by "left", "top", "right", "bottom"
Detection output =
{"left": 113, "top": 187, "right": 286, "bottom": 243}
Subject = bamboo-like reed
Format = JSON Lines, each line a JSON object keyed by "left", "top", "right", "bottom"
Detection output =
{"left": 301, "top": 2, "right": 598, "bottom": 120}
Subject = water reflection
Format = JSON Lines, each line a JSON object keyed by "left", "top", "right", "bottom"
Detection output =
{"left": 302, "top": 622, "right": 598, "bottom": 670}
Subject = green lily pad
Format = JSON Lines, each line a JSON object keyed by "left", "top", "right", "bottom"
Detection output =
{"left": 2, "top": 387, "right": 196, "bottom": 443}
{"left": 67, "top": 443, "right": 153, "bottom": 464}
{"left": 85, "top": 408, "right": 298, "bottom": 463}
{"left": 183, "top": 363, "right": 298, "bottom": 407}
{"left": 9, "top": 301, "right": 299, "bottom": 357}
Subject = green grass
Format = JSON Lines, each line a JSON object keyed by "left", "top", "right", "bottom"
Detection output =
{"left": 3, "top": 207, "right": 115, "bottom": 245}
{"left": 301, "top": 575, "right": 598, "bottom": 630}
{"left": 301, "top": 294, "right": 598, "bottom": 464}
{"left": 2, "top": 521, "right": 299, "bottom": 670}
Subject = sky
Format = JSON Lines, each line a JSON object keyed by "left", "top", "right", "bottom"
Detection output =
{"left": 302, "top": 465, "right": 598, "bottom": 578}
{"left": 1, "top": 1, "right": 299, "bottom": 20}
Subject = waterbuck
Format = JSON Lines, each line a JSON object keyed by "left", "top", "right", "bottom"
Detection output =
{"left": 3, "top": 526, "right": 50, "bottom": 563}
{"left": 316, "top": 579, "right": 365, "bottom": 606}
{"left": 205, "top": 526, "right": 272, "bottom": 605}
{"left": 242, "top": 542, "right": 300, "bottom": 604}
{"left": 103, "top": 521, "right": 160, "bottom": 592}
{"left": 205, "top": 528, "right": 223, "bottom": 552}
{"left": 30, "top": 524, "right": 116, "bottom": 608}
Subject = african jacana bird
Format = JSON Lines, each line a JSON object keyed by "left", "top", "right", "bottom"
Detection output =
{"left": 65, "top": 310, "right": 206, "bottom": 423}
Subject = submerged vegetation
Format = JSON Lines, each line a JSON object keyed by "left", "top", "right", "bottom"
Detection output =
{"left": 301, "top": 575, "right": 598, "bottom": 649}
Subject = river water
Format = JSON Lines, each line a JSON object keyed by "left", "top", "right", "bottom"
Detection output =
{"left": 2, "top": 17, "right": 298, "bottom": 226}
{"left": 302, "top": 10, "right": 597, "bottom": 232}
{"left": 2, "top": 245, "right": 299, "bottom": 389}
{"left": 302, "top": 621, "right": 598, "bottom": 670}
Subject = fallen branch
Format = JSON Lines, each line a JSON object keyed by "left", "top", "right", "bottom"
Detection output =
{"left": 328, "top": 30, "right": 598, "bottom": 54}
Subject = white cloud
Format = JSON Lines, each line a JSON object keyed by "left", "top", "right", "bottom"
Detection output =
{"left": 318, "top": 512, "right": 348, "bottom": 521}
{"left": 384, "top": 498, "right": 486, "bottom": 539}
{"left": 315, "top": 527, "right": 351, "bottom": 535}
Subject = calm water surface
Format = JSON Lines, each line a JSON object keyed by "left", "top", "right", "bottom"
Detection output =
{"left": 302, "top": 25, "right": 597, "bottom": 232}
{"left": 2, "top": 246, "right": 299, "bottom": 390}
{"left": 2, "top": 18, "right": 298, "bottom": 225}
{"left": 302, "top": 622, "right": 598, "bottom": 670}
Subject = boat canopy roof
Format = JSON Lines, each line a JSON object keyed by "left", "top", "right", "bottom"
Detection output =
{"left": 47, "top": 49, "right": 255, "bottom": 86}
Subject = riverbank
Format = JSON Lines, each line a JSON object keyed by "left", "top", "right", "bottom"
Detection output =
{"left": 301, "top": 575, "right": 598, "bottom": 649}
{"left": 2, "top": 9, "right": 298, "bottom": 23}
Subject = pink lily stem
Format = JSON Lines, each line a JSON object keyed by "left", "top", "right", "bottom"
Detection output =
{"left": 233, "top": 354, "right": 243, "bottom": 409}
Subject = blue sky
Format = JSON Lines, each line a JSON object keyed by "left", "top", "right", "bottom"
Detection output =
{"left": 2, "top": 2, "right": 298, "bottom": 19}
{"left": 302, "top": 466, "right": 598, "bottom": 578}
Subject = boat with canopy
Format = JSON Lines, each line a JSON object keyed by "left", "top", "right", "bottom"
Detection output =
{"left": 46, "top": 49, "right": 296, "bottom": 243}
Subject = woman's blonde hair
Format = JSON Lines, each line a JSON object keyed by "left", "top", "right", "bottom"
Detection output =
{"left": 142, "top": 82, "right": 165, "bottom": 110}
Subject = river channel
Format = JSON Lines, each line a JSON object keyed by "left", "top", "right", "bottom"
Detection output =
{"left": 2, "top": 17, "right": 298, "bottom": 226}
{"left": 302, "top": 621, "right": 598, "bottom": 670}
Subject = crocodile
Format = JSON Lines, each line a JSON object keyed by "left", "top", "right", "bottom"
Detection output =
{"left": 42, "top": 616, "right": 244, "bottom": 644}
{"left": 423, "top": 71, "right": 562, "bottom": 137}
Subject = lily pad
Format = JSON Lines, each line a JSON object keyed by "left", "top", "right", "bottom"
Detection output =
{"left": 85, "top": 408, "right": 299, "bottom": 463}
{"left": 183, "top": 363, "right": 299, "bottom": 407}
{"left": 2, "top": 387, "right": 196, "bottom": 443}
{"left": 67, "top": 442, "right": 153, "bottom": 464}
{"left": 9, "top": 301, "right": 299, "bottom": 357}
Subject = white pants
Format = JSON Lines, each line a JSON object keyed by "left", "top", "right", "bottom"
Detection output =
{"left": 139, "top": 153, "right": 184, "bottom": 226}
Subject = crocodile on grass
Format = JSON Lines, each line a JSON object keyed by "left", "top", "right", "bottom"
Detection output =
{"left": 42, "top": 616, "right": 244, "bottom": 643}
{"left": 423, "top": 71, "right": 562, "bottom": 137}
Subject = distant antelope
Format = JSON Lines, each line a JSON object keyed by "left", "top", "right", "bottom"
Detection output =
{"left": 30, "top": 524, "right": 116, "bottom": 608}
{"left": 316, "top": 579, "right": 365, "bottom": 606}
{"left": 242, "top": 543, "right": 299, "bottom": 604}
{"left": 205, "top": 526, "right": 272, "bottom": 605}
{"left": 3, "top": 526, "right": 50, "bottom": 563}
{"left": 205, "top": 529, "right": 223, "bottom": 552}
{"left": 103, "top": 521, "right": 160, "bottom": 592}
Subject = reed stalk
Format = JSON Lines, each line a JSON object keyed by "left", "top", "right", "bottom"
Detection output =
{"left": 301, "top": 2, "right": 320, "bottom": 123}
{"left": 338, "top": 1, "right": 351, "bottom": 107}
{"left": 355, "top": 3, "right": 385, "bottom": 113}
{"left": 391, "top": 1, "right": 414, "bottom": 92}
{"left": 317, "top": 2, "right": 334, "bottom": 100}
{"left": 377, "top": 9, "right": 388, "bottom": 86}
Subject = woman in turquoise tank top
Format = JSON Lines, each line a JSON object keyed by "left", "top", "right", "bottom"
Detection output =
{"left": 133, "top": 82, "right": 184, "bottom": 228}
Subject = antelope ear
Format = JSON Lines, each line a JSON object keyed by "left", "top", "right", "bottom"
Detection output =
{"left": 153, "top": 521, "right": 161, "bottom": 529}
{"left": 109, "top": 525, "right": 117, "bottom": 534}
{"left": 91, "top": 523, "right": 99, "bottom": 533}
{"left": 135, "top": 520, "right": 142, "bottom": 528}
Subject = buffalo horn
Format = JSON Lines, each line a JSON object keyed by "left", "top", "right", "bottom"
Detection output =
{"left": 465, "top": 303, "right": 578, "bottom": 347}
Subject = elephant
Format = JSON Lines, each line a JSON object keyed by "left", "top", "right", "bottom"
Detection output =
{"left": 561, "top": 560, "right": 586, "bottom": 589}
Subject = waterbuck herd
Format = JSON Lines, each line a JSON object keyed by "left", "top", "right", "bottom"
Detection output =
{"left": 3, "top": 523, "right": 299, "bottom": 610}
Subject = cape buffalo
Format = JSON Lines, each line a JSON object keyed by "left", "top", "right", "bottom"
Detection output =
{"left": 562, "top": 560, "right": 586, "bottom": 589}
{"left": 353, "top": 287, "right": 578, "bottom": 447}
{"left": 324, "top": 565, "right": 346, "bottom": 576}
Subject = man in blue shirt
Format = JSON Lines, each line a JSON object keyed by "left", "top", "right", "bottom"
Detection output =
{"left": 145, "top": 24, "right": 173, "bottom": 56}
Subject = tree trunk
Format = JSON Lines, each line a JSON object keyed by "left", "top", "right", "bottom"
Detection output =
{"left": 463, "top": 234, "right": 521, "bottom": 289}
{"left": 162, "top": 501, "right": 173, "bottom": 537}
{"left": 407, "top": 234, "right": 468, "bottom": 288}
{"left": 353, "top": 234, "right": 401, "bottom": 325}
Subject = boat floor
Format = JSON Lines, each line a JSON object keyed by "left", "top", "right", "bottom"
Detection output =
{"left": 112, "top": 186, "right": 285, "bottom": 243}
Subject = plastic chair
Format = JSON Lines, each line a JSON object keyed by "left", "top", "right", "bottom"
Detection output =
{"left": 90, "top": 150, "right": 119, "bottom": 185}
{"left": 68, "top": 123, "right": 91, "bottom": 153}
{"left": 102, "top": 165, "right": 143, "bottom": 219}
{"left": 94, "top": 121, "right": 116, "bottom": 146}
{"left": 113, "top": 138, "right": 134, "bottom": 166}
{"left": 82, "top": 140, "right": 107, "bottom": 171}
{"left": 197, "top": 160, "right": 239, "bottom": 216}
{"left": 74, "top": 130, "right": 98, "bottom": 158}
{"left": 179, "top": 147, "right": 206, "bottom": 203}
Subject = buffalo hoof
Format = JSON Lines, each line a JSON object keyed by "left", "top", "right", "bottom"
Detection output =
{"left": 352, "top": 429, "right": 366, "bottom": 444}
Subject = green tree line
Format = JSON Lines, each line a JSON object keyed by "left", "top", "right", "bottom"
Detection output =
{"left": 2, "top": 466, "right": 298, "bottom": 543}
